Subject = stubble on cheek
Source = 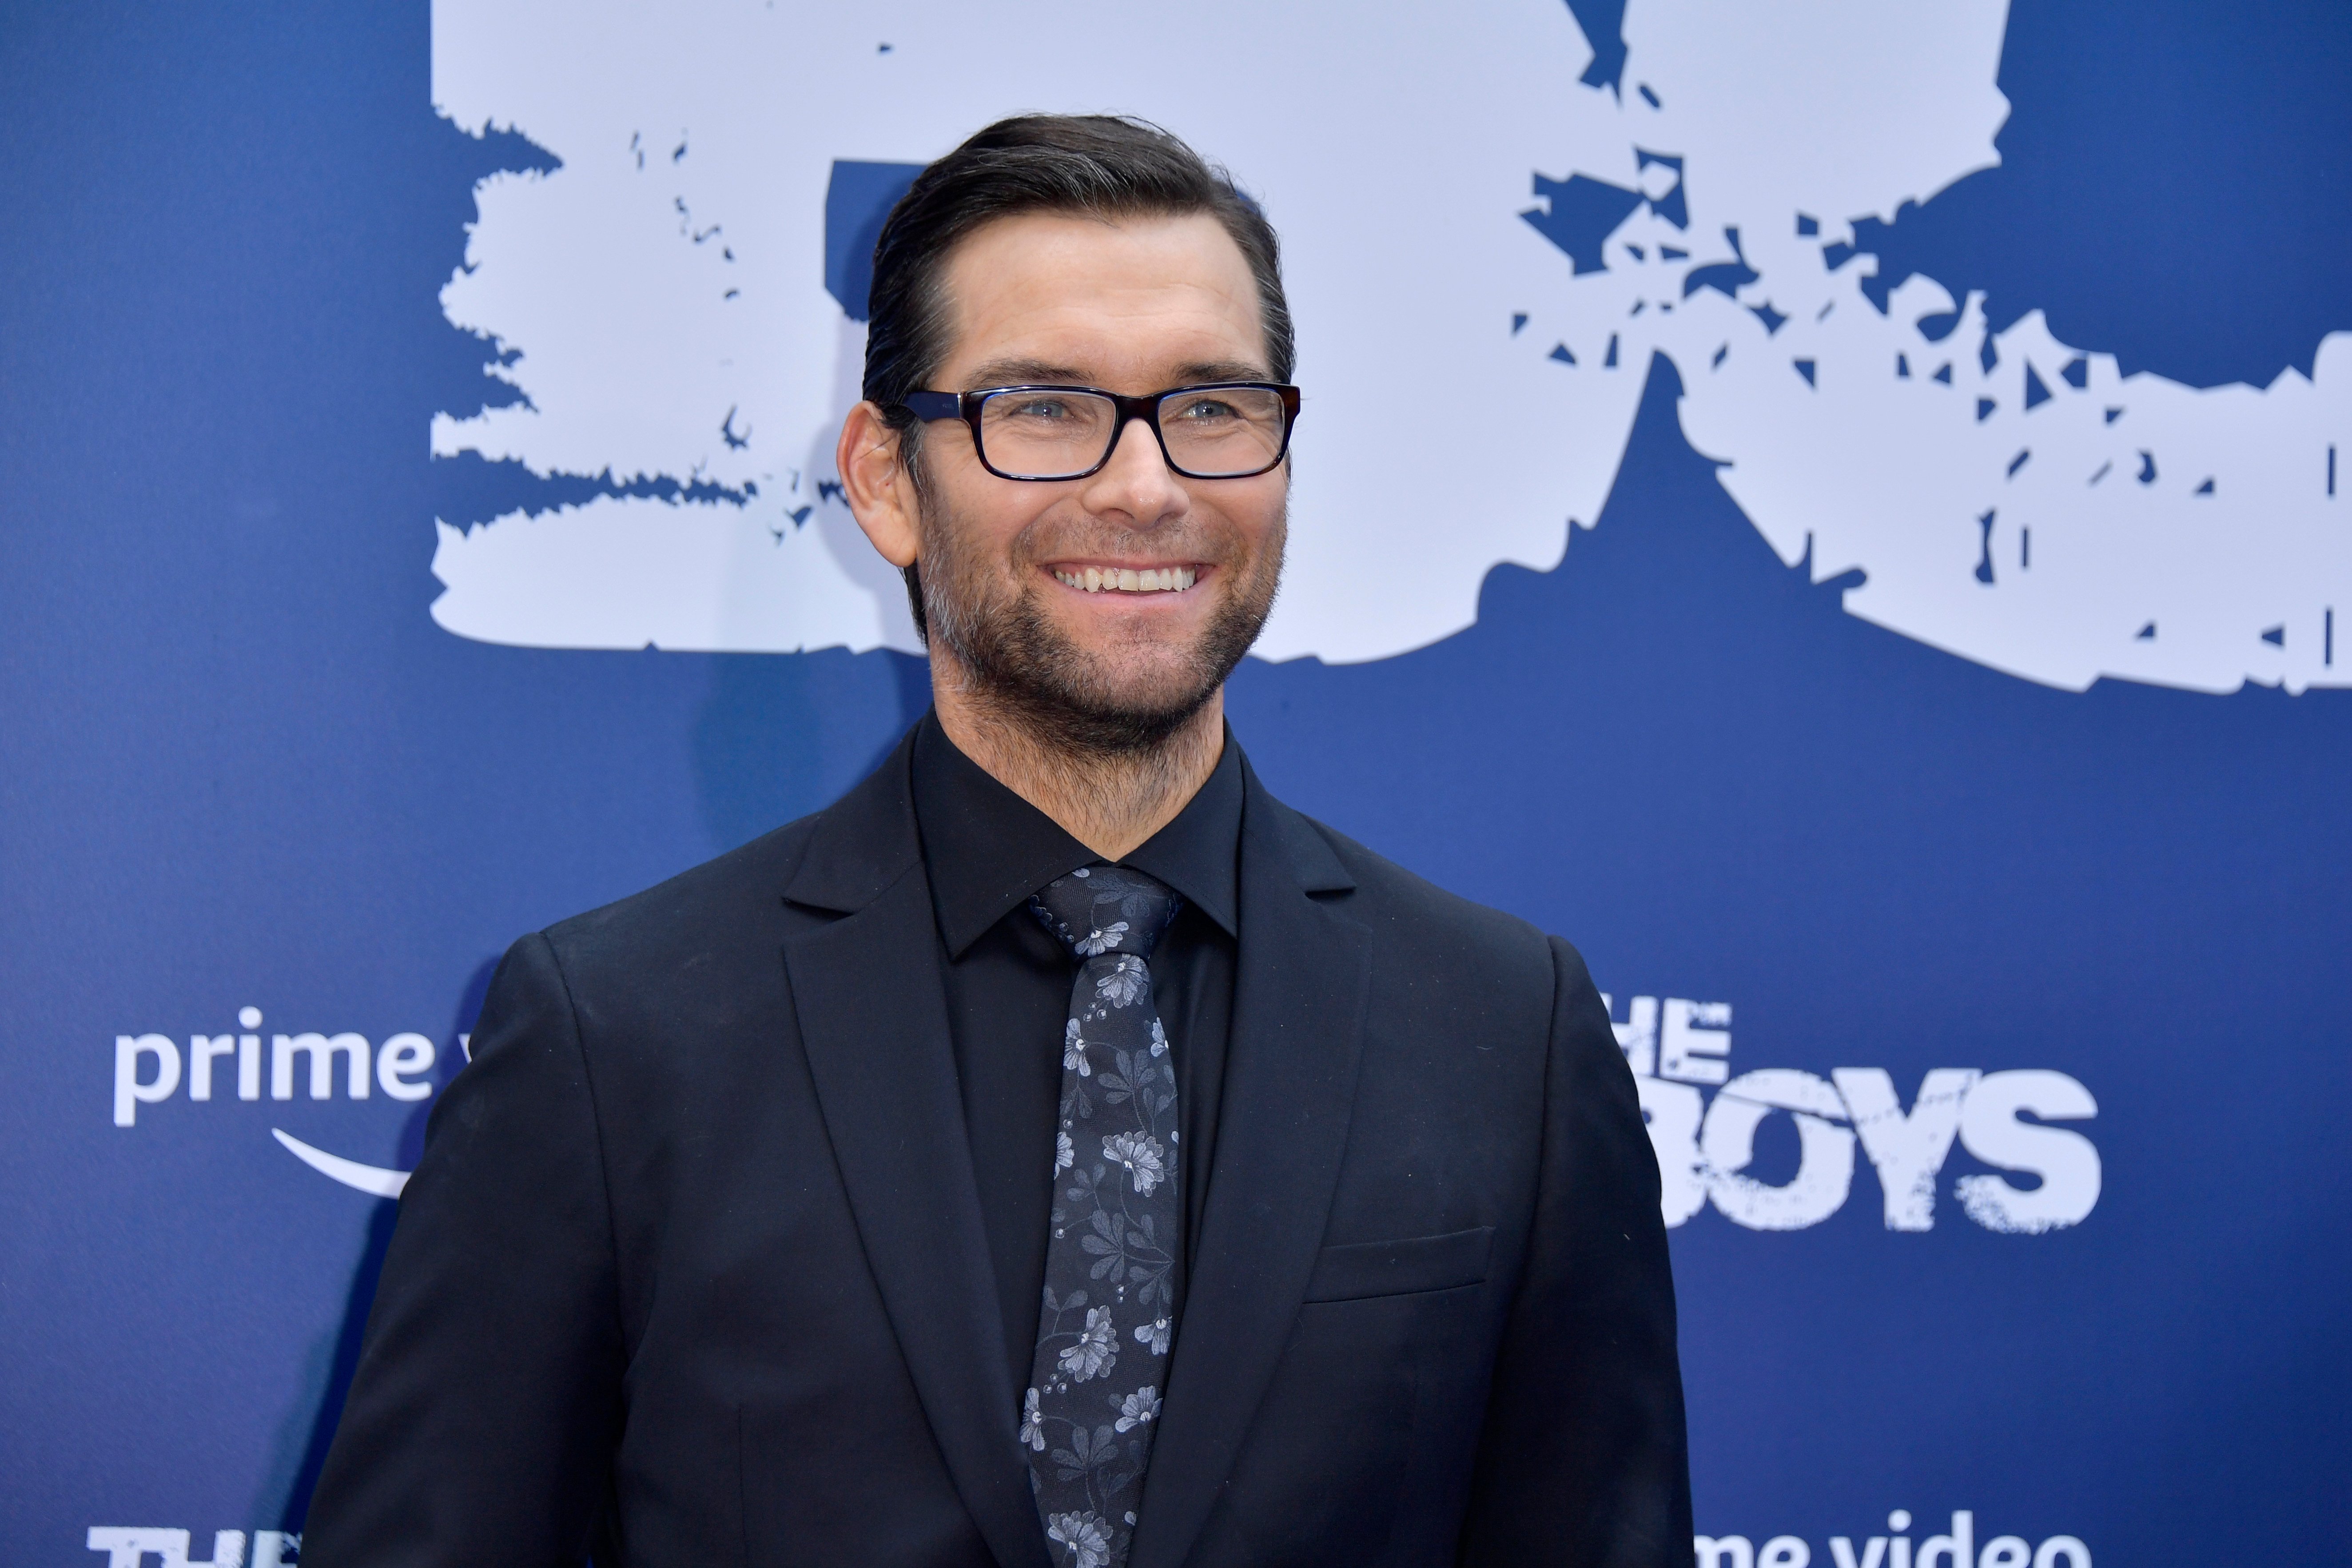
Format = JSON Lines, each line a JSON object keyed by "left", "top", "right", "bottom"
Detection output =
{"left": 915, "top": 492, "right": 1286, "bottom": 756}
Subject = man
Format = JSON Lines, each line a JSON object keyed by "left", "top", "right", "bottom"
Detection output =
{"left": 305, "top": 115, "right": 1689, "bottom": 1568}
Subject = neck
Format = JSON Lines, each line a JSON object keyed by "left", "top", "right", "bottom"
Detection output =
{"left": 930, "top": 662, "right": 1226, "bottom": 862}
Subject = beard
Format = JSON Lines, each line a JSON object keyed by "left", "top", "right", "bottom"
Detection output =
{"left": 915, "top": 489, "right": 1285, "bottom": 758}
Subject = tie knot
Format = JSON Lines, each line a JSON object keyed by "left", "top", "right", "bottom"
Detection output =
{"left": 1029, "top": 864, "right": 1181, "bottom": 963}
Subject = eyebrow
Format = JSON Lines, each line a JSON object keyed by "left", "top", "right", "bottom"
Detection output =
{"left": 957, "top": 356, "right": 1277, "bottom": 391}
{"left": 1174, "top": 358, "right": 1276, "bottom": 384}
{"left": 960, "top": 358, "right": 1085, "bottom": 389}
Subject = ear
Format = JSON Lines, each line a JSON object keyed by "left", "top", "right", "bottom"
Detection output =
{"left": 836, "top": 401, "right": 921, "bottom": 569}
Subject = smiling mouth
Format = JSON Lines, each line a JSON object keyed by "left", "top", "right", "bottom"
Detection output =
{"left": 1052, "top": 566, "right": 1198, "bottom": 594}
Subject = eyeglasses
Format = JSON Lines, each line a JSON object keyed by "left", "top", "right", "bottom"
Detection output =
{"left": 898, "top": 382, "right": 1301, "bottom": 482}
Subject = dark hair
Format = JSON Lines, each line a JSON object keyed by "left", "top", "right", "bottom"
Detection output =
{"left": 861, "top": 114, "right": 1294, "bottom": 639}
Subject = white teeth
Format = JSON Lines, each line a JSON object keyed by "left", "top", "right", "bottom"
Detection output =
{"left": 1053, "top": 566, "right": 1200, "bottom": 593}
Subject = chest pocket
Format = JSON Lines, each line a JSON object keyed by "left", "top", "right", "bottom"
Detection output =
{"left": 1302, "top": 1225, "right": 1495, "bottom": 1303}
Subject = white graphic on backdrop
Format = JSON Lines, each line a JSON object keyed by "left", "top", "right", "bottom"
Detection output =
{"left": 273, "top": 1129, "right": 411, "bottom": 1198}
{"left": 1556, "top": 1, "right": 2351, "bottom": 695}
{"left": 86, "top": 1529, "right": 300, "bottom": 1568}
{"left": 1607, "top": 995, "right": 2101, "bottom": 1234}
{"left": 426, "top": 0, "right": 1608, "bottom": 661}
{"left": 111, "top": 1007, "right": 450, "bottom": 1199}
{"left": 1691, "top": 1515, "right": 2091, "bottom": 1568}
{"left": 427, "top": 0, "right": 2348, "bottom": 692}
{"left": 107, "top": 995, "right": 2093, "bottom": 1227}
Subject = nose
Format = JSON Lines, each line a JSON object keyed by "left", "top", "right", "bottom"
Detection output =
{"left": 1078, "top": 413, "right": 1188, "bottom": 529}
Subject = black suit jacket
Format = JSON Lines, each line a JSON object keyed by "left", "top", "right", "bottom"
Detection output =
{"left": 305, "top": 732, "right": 1691, "bottom": 1567}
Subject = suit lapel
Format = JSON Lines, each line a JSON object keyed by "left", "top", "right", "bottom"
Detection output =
{"left": 782, "top": 740, "right": 1051, "bottom": 1568}
{"left": 1128, "top": 760, "right": 1371, "bottom": 1568}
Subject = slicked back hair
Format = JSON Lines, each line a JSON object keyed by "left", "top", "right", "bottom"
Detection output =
{"left": 860, "top": 114, "right": 1294, "bottom": 640}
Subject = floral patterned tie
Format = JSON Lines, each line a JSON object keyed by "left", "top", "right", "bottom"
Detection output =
{"left": 1019, "top": 864, "right": 1184, "bottom": 1568}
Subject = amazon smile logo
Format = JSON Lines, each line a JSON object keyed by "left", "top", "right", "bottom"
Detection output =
{"left": 111, "top": 1005, "right": 465, "bottom": 1198}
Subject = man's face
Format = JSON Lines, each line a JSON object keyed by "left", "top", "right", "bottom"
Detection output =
{"left": 909, "top": 210, "right": 1289, "bottom": 751}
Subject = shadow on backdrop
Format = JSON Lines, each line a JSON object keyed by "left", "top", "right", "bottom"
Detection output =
{"left": 257, "top": 954, "right": 503, "bottom": 1532}
{"left": 692, "top": 645, "right": 932, "bottom": 853}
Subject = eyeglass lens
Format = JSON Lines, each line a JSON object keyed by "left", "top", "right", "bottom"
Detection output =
{"left": 976, "top": 387, "right": 1289, "bottom": 479}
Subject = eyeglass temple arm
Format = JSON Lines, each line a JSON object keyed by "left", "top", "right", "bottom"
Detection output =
{"left": 898, "top": 391, "right": 964, "bottom": 421}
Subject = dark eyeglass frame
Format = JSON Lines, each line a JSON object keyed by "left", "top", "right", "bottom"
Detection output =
{"left": 898, "top": 382, "right": 1302, "bottom": 482}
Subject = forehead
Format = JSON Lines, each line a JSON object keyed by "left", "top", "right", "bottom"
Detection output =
{"left": 933, "top": 209, "right": 1268, "bottom": 382}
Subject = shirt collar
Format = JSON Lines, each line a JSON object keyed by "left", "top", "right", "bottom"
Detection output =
{"left": 911, "top": 710, "right": 1244, "bottom": 959}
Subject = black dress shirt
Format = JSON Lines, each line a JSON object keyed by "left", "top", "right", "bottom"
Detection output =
{"left": 909, "top": 712, "right": 1242, "bottom": 1401}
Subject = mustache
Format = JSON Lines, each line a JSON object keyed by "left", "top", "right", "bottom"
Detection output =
{"left": 1009, "top": 517, "right": 1235, "bottom": 569}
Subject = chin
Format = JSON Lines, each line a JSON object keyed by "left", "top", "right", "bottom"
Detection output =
{"left": 980, "top": 635, "right": 1226, "bottom": 756}
{"left": 1081, "top": 672, "right": 1219, "bottom": 724}
{"left": 1058, "top": 649, "right": 1222, "bottom": 716}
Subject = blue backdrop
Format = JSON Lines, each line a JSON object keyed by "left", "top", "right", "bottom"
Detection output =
{"left": 4, "top": 3, "right": 2348, "bottom": 1564}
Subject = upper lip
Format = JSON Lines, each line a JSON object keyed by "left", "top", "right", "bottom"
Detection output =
{"left": 1042, "top": 560, "right": 1205, "bottom": 571}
